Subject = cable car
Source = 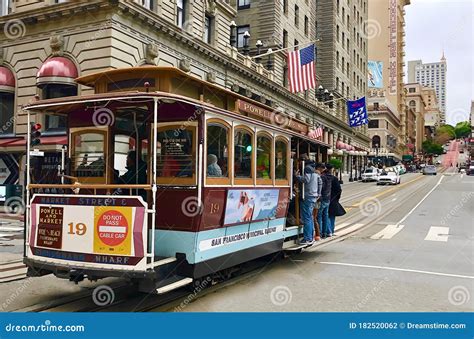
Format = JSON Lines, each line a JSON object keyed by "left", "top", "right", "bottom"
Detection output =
{"left": 24, "top": 66, "right": 329, "bottom": 293}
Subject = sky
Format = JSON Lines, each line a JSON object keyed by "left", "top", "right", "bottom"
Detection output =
{"left": 404, "top": 0, "right": 474, "bottom": 126}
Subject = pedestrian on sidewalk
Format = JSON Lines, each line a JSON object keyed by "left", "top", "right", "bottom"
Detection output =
{"left": 295, "top": 155, "right": 322, "bottom": 245}
{"left": 317, "top": 163, "right": 332, "bottom": 238}
{"left": 327, "top": 164, "right": 346, "bottom": 235}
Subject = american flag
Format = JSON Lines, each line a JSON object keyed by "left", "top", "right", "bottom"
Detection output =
{"left": 308, "top": 126, "right": 323, "bottom": 139}
{"left": 287, "top": 44, "right": 316, "bottom": 93}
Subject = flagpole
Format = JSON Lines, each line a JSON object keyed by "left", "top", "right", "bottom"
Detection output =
{"left": 250, "top": 38, "right": 321, "bottom": 59}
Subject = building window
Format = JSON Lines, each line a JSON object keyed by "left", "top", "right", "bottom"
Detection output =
{"left": 336, "top": 77, "right": 339, "bottom": 90}
{"left": 283, "top": 65, "right": 288, "bottom": 87}
{"left": 342, "top": 32, "right": 345, "bottom": 46}
{"left": 237, "top": 25, "right": 250, "bottom": 48}
{"left": 373, "top": 102, "right": 379, "bottom": 110}
{"left": 283, "top": 29, "right": 288, "bottom": 48}
{"left": 336, "top": 25, "right": 340, "bottom": 42}
{"left": 294, "top": 39, "right": 299, "bottom": 51}
{"left": 341, "top": 57, "right": 345, "bottom": 72}
{"left": 176, "top": 0, "right": 186, "bottom": 28}
{"left": 238, "top": 0, "right": 250, "bottom": 10}
{"left": 42, "top": 85, "right": 77, "bottom": 132}
{"left": 295, "top": 5, "right": 299, "bottom": 27}
{"left": 304, "top": 16, "right": 309, "bottom": 36}
{"left": 283, "top": 0, "right": 288, "bottom": 15}
{"left": 138, "top": 0, "right": 154, "bottom": 10}
{"left": 342, "top": 7, "right": 345, "bottom": 23}
{"left": 0, "top": 92, "right": 14, "bottom": 135}
{"left": 409, "top": 87, "right": 415, "bottom": 93}
{"left": 204, "top": 14, "right": 214, "bottom": 44}
{"left": 337, "top": 0, "right": 340, "bottom": 14}
{"left": 346, "top": 38, "right": 349, "bottom": 50}
{"left": 336, "top": 51, "right": 340, "bottom": 68}
{"left": 368, "top": 119, "right": 379, "bottom": 128}
{"left": 0, "top": 0, "right": 10, "bottom": 15}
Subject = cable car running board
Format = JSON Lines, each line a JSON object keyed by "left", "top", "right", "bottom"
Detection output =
{"left": 156, "top": 277, "right": 193, "bottom": 294}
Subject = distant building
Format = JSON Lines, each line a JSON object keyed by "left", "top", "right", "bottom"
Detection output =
{"left": 405, "top": 83, "right": 427, "bottom": 153}
{"left": 367, "top": 0, "right": 411, "bottom": 162}
{"left": 407, "top": 54, "right": 447, "bottom": 124}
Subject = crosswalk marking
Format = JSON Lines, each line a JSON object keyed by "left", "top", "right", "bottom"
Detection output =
{"left": 370, "top": 224, "right": 405, "bottom": 240}
{"left": 334, "top": 222, "right": 350, "bottom": 231}
{"left": 424, "top": 226, "right": 449, "bottom": 242}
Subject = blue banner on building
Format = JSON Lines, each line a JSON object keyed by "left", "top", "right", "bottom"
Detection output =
{"left": 347, "top": 97, "right": 369, "bottom": 127}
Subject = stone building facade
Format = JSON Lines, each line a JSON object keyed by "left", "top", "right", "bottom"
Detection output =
{"left": 0, "top": 0, "right": 370, "bottom": 187}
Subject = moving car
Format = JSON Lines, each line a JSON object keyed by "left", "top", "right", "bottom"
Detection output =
{"left": 423, "top": 165, "right": 437, "bottom": 175}
{"left": 361, "top": 168, "right": 379, "bottom": 182}
{"left": 467, "top": 162, "right": 474, "bottom": 176}
{"left": 377, "top": 170, "right": 400, "bottom": 185}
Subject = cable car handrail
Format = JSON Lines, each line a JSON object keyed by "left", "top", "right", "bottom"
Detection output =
{"left": 28, "top": 184, "right": 151, "bottom": 190}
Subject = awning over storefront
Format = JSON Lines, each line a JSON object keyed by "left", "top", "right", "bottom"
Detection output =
{"left": 37, "top": 57, "right": 78, "bottom": 86}
{"left": 0, "top": 66, "right": 15, "bottom": 92}
{"left": 0, "top": 138, "right": 22, "bottom": 147}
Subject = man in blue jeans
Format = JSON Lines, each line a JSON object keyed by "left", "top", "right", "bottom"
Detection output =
{"left": 296, "top": 156, "right": 323, "bottom": 245}
{"left": 317, "top": 164, "right": 332, "bottom": 238}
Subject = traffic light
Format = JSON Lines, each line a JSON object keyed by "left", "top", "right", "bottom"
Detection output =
{"left": 30, "top": 123, "right": 42, "bottom": 147}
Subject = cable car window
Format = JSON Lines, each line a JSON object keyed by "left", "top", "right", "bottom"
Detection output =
{"left": 157, "top": 124, "right": 196, "bottom": 184}
{"left": 234, "top": 128, "right": 253, "bottom": 179}
{"left": 72, "top": 132, "right": 106, "bottom": 179}
{"left": 206, "top": 122, "right": 229, "bottom": 178}
{"left": 275, "top": 139, "right": 288, "bottom": 180}
{"left": 256, "top": 134, "right": 272, "bottom": 179}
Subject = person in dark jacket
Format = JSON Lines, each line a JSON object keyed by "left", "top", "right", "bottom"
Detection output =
{"left": 327, "top": 164, "right": 346, "bottom": 235}
{"left": 317, "top": 164, "right": 332, "bottom": 238}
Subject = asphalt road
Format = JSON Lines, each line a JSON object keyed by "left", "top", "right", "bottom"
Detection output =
{"left": 172, "top": 171, "right": 474, "bottom": 312}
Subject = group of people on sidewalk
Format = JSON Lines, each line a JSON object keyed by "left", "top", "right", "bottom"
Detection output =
{"left": 295, "top": 154, "right": 346, "bottom": 246}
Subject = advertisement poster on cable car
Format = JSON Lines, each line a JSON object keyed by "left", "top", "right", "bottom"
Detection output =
{"left": 223, "top": 189, "right": 280, "bottom": 225}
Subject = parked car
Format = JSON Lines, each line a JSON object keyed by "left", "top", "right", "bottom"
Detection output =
{"left": 435, "top": 160, "right": 442, "bottom": 165}
{"left": 467, "top": 162, "right": 474, "bottom": 176}
{"left": 423, "top": 165, "right": 437, "bottom": 175}
{"left": 361, "top": 168, "right": 379, "bottom": 182}
{"left": 377, "top": 170, "right": 400, "bottom": 185}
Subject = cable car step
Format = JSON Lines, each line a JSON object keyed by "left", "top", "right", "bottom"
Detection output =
{"left": 156, "top": 276, "right": 193, "bottom": 294}
{"left": 152, "top": 257, "right": 177, "bottom": 267}
{"left": 284, "top": 243, "right": 313, "bottom": 251}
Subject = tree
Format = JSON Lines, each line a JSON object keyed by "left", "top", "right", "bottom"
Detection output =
{"left": 436, "top": 124, "right": 456, "bottom": 139}
{"left": 422, "top": 140, "right": 443, "bottom": 155}
{"left": 454, "top": 121, "right": 471, "bottom": 138}
{"left": 328, "top": 158, "right": 342, "bottom": 169}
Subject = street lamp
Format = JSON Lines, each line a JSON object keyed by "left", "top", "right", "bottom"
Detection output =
{"left": 243, "top": 31, "right": 250, "bottom": 55}
{"left": 255, "top": 40, "right": 263, "bottom": 64}
{"left": 324, "top": 89, "right": 330, "bottom": 102}
{"left": 318, "top": 85, "right": 324, "bottom": 101}
{"left": 328, "top": 92, "right": 334, "bottom": 108}
{"left": 357, "top": 151, "right": 363, "bottom": 180}
{"left": 229, "top": 21, "right": 237, "bottom": 47}
{"left": 349, "top": 150, "right": 354, "bottom": 182}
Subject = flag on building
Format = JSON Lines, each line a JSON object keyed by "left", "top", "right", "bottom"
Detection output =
{"left": 347, "top": 97, "right": 368, "bottom": 127}
{"left": 308, "top": 126, "right": 323, "bottom": 140}
{"left": 287, "top": 44, "right": 316, "bottom": 93}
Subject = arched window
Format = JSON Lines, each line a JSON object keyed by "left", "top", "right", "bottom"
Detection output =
{"left": 256, "top": 132, "right": 272, "bottom": 184}
{"left": 409, "top": 100, "right": 416, "bottom": 107}
{"left": 37, "top": 57, "right": 78, "bottom": 133}
{"left": 275, "top": 138, "right": 289, "bottom": 183}
{"left": 372, "top": 135, "right": 381, "bottom": 148}
{"left": 234, "top": 127, "right": 254, "bottom": 184}
{"left": 206, "top": 119, "right": 230, "bottom": 184}
{"left": 0, "top": 66, "right": 15, "bottom": 136}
